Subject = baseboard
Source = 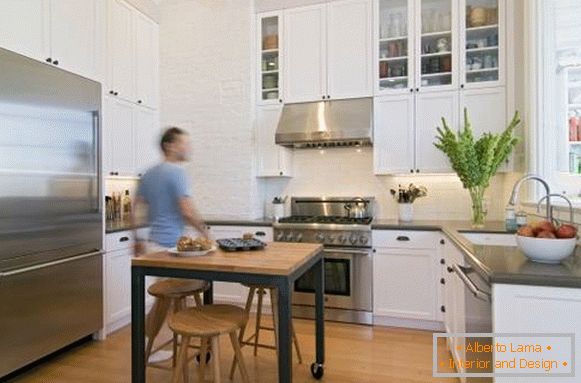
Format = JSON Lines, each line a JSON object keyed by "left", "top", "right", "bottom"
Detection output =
{"left": 373, "top": 315, "right": 445, "bottom": 331}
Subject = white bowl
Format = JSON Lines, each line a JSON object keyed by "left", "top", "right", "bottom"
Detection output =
{"left": 516, "top": 235, "right": 577, "bottom": 264}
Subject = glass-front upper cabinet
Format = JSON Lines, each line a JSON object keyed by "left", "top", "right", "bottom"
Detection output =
{"left": 257, "top": 12, "right": 283, "bottom": 105}
{"left": 377, "top": 0, "right": 413, "bottom": 93}
{"left": 461, "top": 0, "right": 504, "bottom": 87}
{"left": 417, "top": 0, "right": 457, "bottom": 90}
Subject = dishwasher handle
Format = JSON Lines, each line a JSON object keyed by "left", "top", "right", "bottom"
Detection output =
{"left": 452, "top": 264, "right": 491, "bottom": 302}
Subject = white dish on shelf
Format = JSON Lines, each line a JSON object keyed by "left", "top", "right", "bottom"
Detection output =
{"left": 168, "top": 245, "right": 217, "bottom": 257}
{"left": 516, "top": 235, "right": 577, "bottom": 264}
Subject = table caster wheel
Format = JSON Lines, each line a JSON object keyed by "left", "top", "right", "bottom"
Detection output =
{"left": 311, "top": 363, "right": 324, "bottom": 379}
{"left": 195, "top": 351, "right": 211, "bottom": 364}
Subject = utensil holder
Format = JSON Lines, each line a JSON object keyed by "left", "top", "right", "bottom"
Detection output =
{"left": 272, "top": 203, "right": 285, "bottom": 221}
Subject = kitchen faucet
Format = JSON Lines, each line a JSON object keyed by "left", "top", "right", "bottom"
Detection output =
{"left": 508, "top": 174, "right": 552, "bottom": 221}
{"left": 537, "top": 193, "right": 574, "bottom": 223}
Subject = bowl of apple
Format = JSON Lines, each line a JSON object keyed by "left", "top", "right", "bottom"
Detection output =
{"left": 516, "top": 221, "right": 578, "bottom": 264}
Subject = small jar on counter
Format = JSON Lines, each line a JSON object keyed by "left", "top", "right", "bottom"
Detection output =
{"left": 516, "top": 211, "right": 528, "bottom": 228}
{"left": 505, "top": 205, "right": 517, "bottom": 232}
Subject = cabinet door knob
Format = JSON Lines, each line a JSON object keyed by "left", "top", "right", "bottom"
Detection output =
{"left": 416, "top": 169, "right": 420, "bottom": 173}
{"left": 137, "top": 100, "right": 142, "bottom": 104}
{"left": 440, "top": 239, "right": 445, "bottom": 245}
{"left": 440, "top": 278, "right": 446, "bottom": 285}
{"left": 109, "top": 90, "right": 114, "bottom": 95}
{"left": 322, "top": 95, "right": 326, "bottom": 100}
{"left": 410, "top": 169, "right": 414, "bottom": 173}
{"left": 447, "top": 266, "right": 453, "bottom": 273}
{"left": 396, "top": 236, "right": 410, "bottom": 241}
{"left": 440, "top": 258, "right": 445, "bottom": 264}
{"left": 279, "top": 99, "right": 283, "bottom": 103}
{"left": 440, "top": 305, "right": 446, "bottom": 313}
{"left": 279, "top": 171, "right": 283, "bottom": 176}
{"left": 327, "top": 95, "right": 330, "bottom": 99}
{"left": 461, "top": 84, "right": 465, "bottom": 89}
{"left": 114, "top": 92, "right": 119, "bottom": 96}
{"left": 53, "top": 60, "right": 59, "bottom": 66}
{"left": 410, "top": 88, "right": 413, "bottom": 93}
{"left": 45, "top": 58, "right": 52, "bottom": 63}
{"left": 415, "top": 88, "right": 419, "bottom": 92}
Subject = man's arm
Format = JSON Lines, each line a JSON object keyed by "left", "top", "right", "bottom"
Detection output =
{"left": 179, "top": 197, "right": 210, "bottom": 238}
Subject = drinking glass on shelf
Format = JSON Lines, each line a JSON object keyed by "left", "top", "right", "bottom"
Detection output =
{"left": 388, "top": 14, "right": 396, "bottom": 38}
{"left": 392, "top": 14, "right": 401, "bottom": 37}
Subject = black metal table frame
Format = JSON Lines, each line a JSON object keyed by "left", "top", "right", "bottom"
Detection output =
{"left": 131, "top": 251, "right": 325, "bottom": 383}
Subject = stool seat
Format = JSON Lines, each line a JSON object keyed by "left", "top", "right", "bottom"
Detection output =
{"left": 169, "top": 305, "right": 247, "bottom": 337}
{"left": 148, "top": 278, "right": 209, "bottom": 298}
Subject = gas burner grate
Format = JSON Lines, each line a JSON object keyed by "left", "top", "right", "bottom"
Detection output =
{"left": 277, "top": 216, "right": 373, "bottom": 225}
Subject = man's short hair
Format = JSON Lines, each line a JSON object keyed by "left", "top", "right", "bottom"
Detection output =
{"left": 160, "top": 127, "right": 186, "bottom": 154}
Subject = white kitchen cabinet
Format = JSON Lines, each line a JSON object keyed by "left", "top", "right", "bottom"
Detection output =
{"left": 414, "top": 90, "right": 458, "bottom": 172}
{"left": 107, "top": 0, "right": 135, "bottom": 101}
{"left": 256, "top": 105, "right": 293, "bottom": 177}
{"left": 326, "top": 0, "right": 373, "bottom": 99}
{"left": 133, "top": 107, "right": 160, "bottom": 176}
{"left": 442, "top": 239, "right": 466, "bottom": 366}
{"left": 257, "top": 11, "right": 284, "bottom": 105}
{"left": 104, "top": 96, "right": 135, "bottom": 177}
{"left": 134, "top": 12, "right": 159, "bottom": 108}
{"left": 283, "top": 4, "right": 327, "bottom": 103}
{"left": 49, "top": 0, "right": 103, "bottom": 81}
{"left": 460, "top": 87, "right": 506, "bottom": 137}
{"left": 373, "top": 94, "right": 415, "bottom": 174}
{"left": 373, "top": 230, "right": 442, "bottom": 327}
{"left": 373, "top": 89, "right": 457, "bottom": 174}
{"left": 460, "top": 0, "right": 505, "bottom": 89}
{"left": 0, "top": 0, "right": 49, "bottom": 62}
{"left": 493, "top": 284, "right": 581, "bottom": 383}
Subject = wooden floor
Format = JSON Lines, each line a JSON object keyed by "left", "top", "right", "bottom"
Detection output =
{"left": 7, "top": 316, "right": 457, "bottom": 383}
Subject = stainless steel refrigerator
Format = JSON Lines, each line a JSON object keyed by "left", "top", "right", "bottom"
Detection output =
{"left": 0, "top": 48, "right": 103, "bottom": 378}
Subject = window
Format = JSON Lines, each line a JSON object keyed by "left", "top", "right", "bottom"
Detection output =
{"left": 536, "top": 0, "right": 581, "bottom": 199}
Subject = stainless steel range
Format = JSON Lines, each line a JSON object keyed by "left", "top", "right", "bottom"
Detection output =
{"left": 273, "top": 197, "right": 374, "bottom": 325}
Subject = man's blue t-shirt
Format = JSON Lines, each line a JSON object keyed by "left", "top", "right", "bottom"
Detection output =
{"left": 137, "top": 162, "right": 191, "bottom": 247}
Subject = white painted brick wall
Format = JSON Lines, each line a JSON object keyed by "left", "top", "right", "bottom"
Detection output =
{"left": 158, "top": 0, "right": 262, "bottom": 220}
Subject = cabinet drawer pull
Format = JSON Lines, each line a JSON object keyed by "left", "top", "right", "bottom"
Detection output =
{"left": 119, "top": 236, "right": 130, "bottom": 242}
{"left": 255, "top": 231, "right": 266, "bottom": 237}
{"left": 440, "top": 305, "right": 446, "bottom": 313}
{"left": 447, "top": 266, "right": 453, "bottom": 273}
{"left": 396, "top": 236, "right": 410, "bottom": 241}
{"left": 440, "top": 258, "right": 445, "bottom": 265}
{"left": 440, "top": 278, "right": 446, "bottom": 285}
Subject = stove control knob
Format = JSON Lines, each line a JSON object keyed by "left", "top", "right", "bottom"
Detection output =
{"left": 337, "top": 234, "right": 346, "bottom": 244}
{"left": 315, "top": 232, "right": 325, "bottom": 243}
{"left": 359, "top": 236, "right": 369, "bottom": 245}
{"left": 295, "top": 233, "right": 303, "bottom": 242}
{"left": 285, "top": 232, "right": 294, "bottom": 242}
{"left": 349, "top": 234, "right": 358, "bottom": 245}
{"left": 276, "top": 231, "right": 285, "bottom": 241}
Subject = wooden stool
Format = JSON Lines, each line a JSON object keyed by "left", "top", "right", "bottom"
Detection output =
{"left": 169, "top": 304, "right": 250, "bottom": 383}
{"left": 145, "top": 278, "right": 209, "bottom": 368}
{"left": 229, "top": 285, "right": 302, "bottom": 378}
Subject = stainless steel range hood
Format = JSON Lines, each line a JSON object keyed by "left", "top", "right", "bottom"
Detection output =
{"left": 275, "top": 97, "right": 373, "bottom": 148}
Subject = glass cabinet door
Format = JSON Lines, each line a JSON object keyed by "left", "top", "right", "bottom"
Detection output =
{"left": 418, "top": 0, "right": 455, "bottom": 89}
{"left": 259, "top": 14, "right": 281, "bottom": 104}
{"left": 378, "top": 0, "right": 412, "bottom": 92}
{"left": 463, "top": 0, "right": 501, "bottom": 85}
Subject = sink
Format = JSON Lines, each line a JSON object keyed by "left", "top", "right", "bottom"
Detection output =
{"left": 459, "top": 232, "right": 517, "bottom": 247}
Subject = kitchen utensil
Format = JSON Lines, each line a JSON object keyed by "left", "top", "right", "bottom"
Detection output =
{"left": 217, "top": 238, "right": 266, "bottom": 252}
{"left": 469, "top": 7, "right": 487, "bottom": 27}
{"left": 168, "top": 245, "right": 217, "bottom": 257}
{"left": 516, "top": 236, "right": 577, "bottom": 264}
{"left": 344, "top": 198, "right": 369, "bottom": 219}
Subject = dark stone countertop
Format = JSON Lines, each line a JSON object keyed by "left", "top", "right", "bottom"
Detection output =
{"left": 373, "top": 219, "right": 581, "bottom": 289}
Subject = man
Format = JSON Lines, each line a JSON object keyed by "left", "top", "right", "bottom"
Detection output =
{"left": 133, "top": 126, "right": 208, "bottom": 254}
{"left": 131, "top": 126, "right": 209, "bottom": 363}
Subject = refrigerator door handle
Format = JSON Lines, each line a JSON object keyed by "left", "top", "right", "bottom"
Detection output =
{"left": 0, "top": 250, "right": 103, "bottom": 277}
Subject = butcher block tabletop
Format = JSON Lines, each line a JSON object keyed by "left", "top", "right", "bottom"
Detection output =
{"left": 132, "top": 242, "right": 324, "bottom": 276}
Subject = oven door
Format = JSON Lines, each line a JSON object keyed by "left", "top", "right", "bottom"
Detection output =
{"left": 293, "top": 247, "right": 372, "bottom": 312}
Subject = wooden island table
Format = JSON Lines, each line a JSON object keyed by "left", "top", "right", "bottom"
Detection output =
{"left": 131, "top": 242, "right": 325, "bottom": 383}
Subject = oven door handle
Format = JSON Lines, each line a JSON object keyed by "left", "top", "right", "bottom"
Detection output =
{"left": 323, "top": 248, "right": 370, "bottom": 256}
{"left": 452, "top": 264, "right": 491, "bottom": 302}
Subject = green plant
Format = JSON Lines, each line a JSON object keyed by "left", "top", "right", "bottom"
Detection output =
{"left": 434, "top": 108, "right": 520, "bottom": 226}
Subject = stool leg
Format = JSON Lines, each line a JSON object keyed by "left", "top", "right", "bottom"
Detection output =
{"left": 269, "top": 288, "right": 279, "bottom": 357}
{"left": 211, "top": 337, "right": 222, "bottom": 383}
{"left": 292, "top": 323, "right": 303, "bottom": 364}
{"left": 145, "top": 296, "right": 171, "bottom": 363}
{"left": 193, "top": 292, "right": 203, "bottom": 307}
{"left": 229, "top": 331, "right": 249, "bottom": 383}
{"left": 229, "top": 287, "right": 255, "bottom": 379}
{"left": 172, "top": 335, "right": 190, "bottom": 383}
{"left": 198, "top": 337, "right": 208, "bottom": 383}
{"left": 172, "top": 298, "right": 185, "bottom": 368}
{"left": 253, "top": 288, "right": 264, "bottom": 356}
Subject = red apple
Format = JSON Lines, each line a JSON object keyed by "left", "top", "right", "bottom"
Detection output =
{"left": 533, "top": 220, "right": 556, "bottom": 236}
{"left": 517, "top": 226, "right": 534, "bottom": 237}
{"left": 556, "top": 224, "right": 578, "bottom": 239}
{"left": 537, "top": 230, "right": 557, "bottom": 239}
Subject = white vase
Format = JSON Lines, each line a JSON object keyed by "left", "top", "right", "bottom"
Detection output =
{"left": 398, "top": 203, "right": 414, "bottom": 222}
